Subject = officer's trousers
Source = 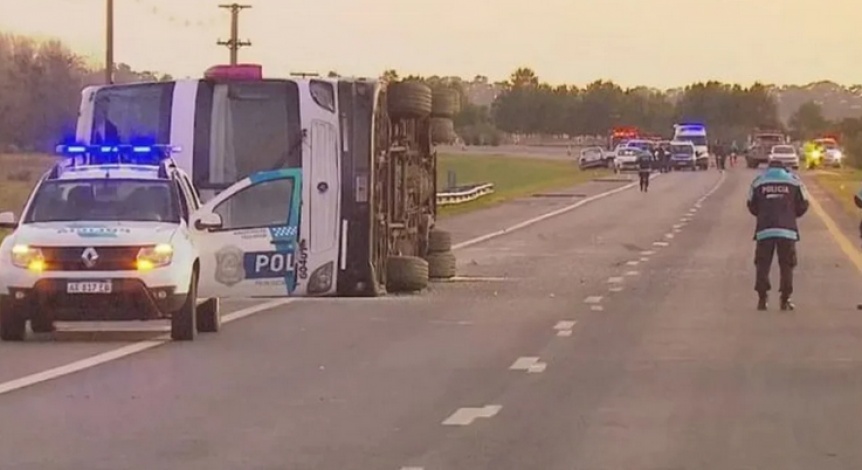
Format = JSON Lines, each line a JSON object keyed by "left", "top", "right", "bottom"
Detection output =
{"left": 754, "top": 238, "right": 797, "bottom": 296}
{"left": 638, "top": 171, "right": 650, "bottom": 191}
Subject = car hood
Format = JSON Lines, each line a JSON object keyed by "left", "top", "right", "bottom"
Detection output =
{"left": 9, "top": 221, "right": 179, "bottom": 247}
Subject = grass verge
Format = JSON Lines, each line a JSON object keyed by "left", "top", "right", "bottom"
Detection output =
{"left": 811, "top": 168, "right": 862, "bottom": 217}
{"left": 0, "top": 153, "right": 53, "bottom": 239}
{"left": 436, "top": 153, "right": 608, "bottom": 216}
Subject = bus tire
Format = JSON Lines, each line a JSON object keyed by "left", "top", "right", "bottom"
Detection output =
{"left": 386, "top": 256, "right": 429, "bottom": 293}
{"left": 431, "top": 118, "right": 456, "bottom": 144}
{"left": 431, "top": 88, "right": 460, "bottom": 118}
{"left": 427, "top": 251, "right": 457, "bottom": 279}
{"left": 428, "top": 229, "right": 452, "bottom": 253}
{"left": 387, "top": 81, "right": 433, "bottom": 120}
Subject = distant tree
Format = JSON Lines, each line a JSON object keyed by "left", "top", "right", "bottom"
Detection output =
{"left": 788, "top": 101, "right": 830, "bottom": 139}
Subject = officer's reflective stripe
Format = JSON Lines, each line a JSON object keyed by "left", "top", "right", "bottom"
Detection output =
{"left": 752, "top": 176, "right": 801, "bottom": 188}
{"left": 756, "top": 228, "right": 798, "bottom": 240}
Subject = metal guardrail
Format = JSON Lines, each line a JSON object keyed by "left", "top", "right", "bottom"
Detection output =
{"left": 436, "top": 182, "right": 495, "bottom": 206}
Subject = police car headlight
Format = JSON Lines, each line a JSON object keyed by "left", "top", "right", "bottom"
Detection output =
{"left": 307, "top": 261, "right": 333, "bottom": 294}
{"left": 11, "top": 245, "right": 45, "bottom": 272}
{"left": 136, "top": 243, "right": 173, "bottom": 271}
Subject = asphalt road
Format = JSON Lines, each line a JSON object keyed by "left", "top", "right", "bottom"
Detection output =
{"left": 2, "top": 167, "right": 862, "bottom": 469}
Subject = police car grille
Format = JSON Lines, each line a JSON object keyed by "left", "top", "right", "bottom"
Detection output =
{"left": 37, "top": 246, "right": 142, "bottom": 271}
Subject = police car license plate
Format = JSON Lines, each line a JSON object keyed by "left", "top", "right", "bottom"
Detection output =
{"left": 66, "top": 281, "right": 112, "bottom": 294}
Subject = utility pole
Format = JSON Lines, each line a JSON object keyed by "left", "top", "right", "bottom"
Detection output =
{"left": 217, "top": 4, "right": 252, "bottom": 65}
{"left": 106, "top": 0, "right": 114, "bottom": 84}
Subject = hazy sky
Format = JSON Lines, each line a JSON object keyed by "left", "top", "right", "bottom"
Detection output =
{"left": 1, "top": 0, "right": 860, "bottom": 88}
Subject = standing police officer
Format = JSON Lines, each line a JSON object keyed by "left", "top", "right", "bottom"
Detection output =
{"left": 746, "top": 160, "right": 809, "bottom": 310}
{"left": 637, "top": 149, "right": 653, "bottom": 192}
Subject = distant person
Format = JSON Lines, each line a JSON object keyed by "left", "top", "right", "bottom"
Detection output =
{"left": 746, "top": 160, "right": 810, "bottom": 311}
{"left": 637, "top": 149, "right": 652, "bottom": 192}
{"left": 655, "top": 145, "right": 668, "bottom": 173}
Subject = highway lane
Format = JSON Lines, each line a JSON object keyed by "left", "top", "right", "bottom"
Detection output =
{"left": 0, "top": 298, "right": 275, "bottom": 384}
{"left": 405, "top": 168, "right": 862, "bottom": 470}
{"left": 6, "top": 167, "right": 859, "bottom": 469}
{"left": 0, "top": 171, "right": 631, "bottom": 386}
{"left": 0, "top": 169, "right": 720, "bottom": 469}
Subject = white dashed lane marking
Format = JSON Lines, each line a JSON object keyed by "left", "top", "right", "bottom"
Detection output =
{"left": 625, "top": 271, "right": 639, "bottom": 276}
{"left": 673, "top": 224, "right": 684, "bottom": 229}
{"left": 510, "top": 356, "right": 547, "bottom": 373}
{"left": 557, "top": 330, "right": 573, "bottom": 337}
{"left": 590, "top": 305, "right": 604, "bottom": 311}
{"left": 608, "top": 277, "right": 624, "bottom": 283}
{"left": 584, "top": 296, "right": 603, "bottom": 304}
{"left": 641, "top": 250, "right": 656, "bottom": 256}
{"left": 554, "top": 320, "right": 576, "bottom": 330}
{"left": 442, "top": 405, "right": 502, "bottom": 426}
{"left": 653, "top": 241, "right": 670, "bottom": 247}
{"left": 665, "top": 233, "right": 675, "bottom": 239}
{"left": 626, "top": 260, "right": 639, "bottom": 266}
{"left": 640, "top": 257, "right": 649, "bottom": 261}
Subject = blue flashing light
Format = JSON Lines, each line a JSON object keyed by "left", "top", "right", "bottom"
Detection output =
{"left": 54, "top": 144, "right": 181, "bottom": 166}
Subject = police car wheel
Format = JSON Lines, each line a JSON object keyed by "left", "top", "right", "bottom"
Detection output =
{"left": 30, "top": 313, "right": 55, "bottom": 334}
{"left": 196, "top": 298, "right": 221, "bottom": 333}
{"left": 171, "top": 272, "right": 198, "bottom": 341}
{"left": 0, "top": 296, "right": 26, "bottom": 341}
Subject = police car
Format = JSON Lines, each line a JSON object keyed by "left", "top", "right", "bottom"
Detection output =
{"left": 0, "top": 144, "right": 304, "bottom": 342}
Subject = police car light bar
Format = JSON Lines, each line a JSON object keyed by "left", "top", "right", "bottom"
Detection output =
{"left": 55, "top": 144, "right": 181, "bottom": 156}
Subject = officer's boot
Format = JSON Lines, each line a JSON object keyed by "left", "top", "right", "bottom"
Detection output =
{"left": 780, "top": 294, "right": 795, "bottom": 311}
{"left": 757, "top": 293, "right": 768, "bottom": 311}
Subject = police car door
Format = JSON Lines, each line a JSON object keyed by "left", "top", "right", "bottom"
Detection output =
{"left": 190, "top": 168, "right": 304, "bottom": 298}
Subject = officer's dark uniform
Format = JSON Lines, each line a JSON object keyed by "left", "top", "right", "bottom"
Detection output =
{"left": 655, "top": 146, "right": 668, "bottom": 173}
{"left": 746, "top": 161, "right": 809, "bottom": 310}
{"left": 637, "top": 150, "right": 652, "bottom": 192}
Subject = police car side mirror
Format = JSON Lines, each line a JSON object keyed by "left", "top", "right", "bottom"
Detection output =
{"left": 0, "top": 211, "right": 17, "bottom": 229}
{"left": 194, "top": 213, "right": 223, "bottom": 231}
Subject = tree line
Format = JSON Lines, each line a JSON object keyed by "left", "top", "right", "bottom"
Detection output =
{"left": 1, "top": 32, "right": 861, "bottom": 164}
{"left": 397, "top": 67, "right": 862, "bottom": 164}
{"left": 0, "top": 33, "right": 171, "bottom": 153}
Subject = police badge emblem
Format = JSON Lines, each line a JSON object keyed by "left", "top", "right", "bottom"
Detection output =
{"left": 214, "top": 245, "right": 245, "bottom": 286}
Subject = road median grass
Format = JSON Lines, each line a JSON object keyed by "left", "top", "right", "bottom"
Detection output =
{"left": 436, "top": 153, "right": 608, "bottom": 216}
{"left": 810, "top": 168, "right": 862, "bottom": 217}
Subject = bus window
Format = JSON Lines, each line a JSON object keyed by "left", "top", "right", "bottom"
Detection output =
{"left": 206, "top": 81, "right": 301, "bottom": 187}
{"left": 91, "top": 83, "right": 174, "bottom": 144}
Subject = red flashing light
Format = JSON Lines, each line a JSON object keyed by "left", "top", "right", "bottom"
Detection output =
{"left": 204, "top": 64, "right": 263, "bottom": 80}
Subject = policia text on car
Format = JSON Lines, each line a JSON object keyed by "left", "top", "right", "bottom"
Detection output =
{"left": 746, "top": 160, "right": 809, "bottom": 311}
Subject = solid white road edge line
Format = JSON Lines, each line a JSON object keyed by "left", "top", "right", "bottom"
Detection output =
{"left": 451, "top": 176, "right": 657, "bottom": 251}
{"left": 0, "top": 299, "right": 294, "bottom": 396}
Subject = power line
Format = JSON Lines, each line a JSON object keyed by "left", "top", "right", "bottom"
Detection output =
{"left": 216, "top": 3, "right": 252, "bottom": 65}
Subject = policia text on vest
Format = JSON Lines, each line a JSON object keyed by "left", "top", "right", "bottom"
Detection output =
{"left": 746, "top": 161, "right": 810, "bottom": 310}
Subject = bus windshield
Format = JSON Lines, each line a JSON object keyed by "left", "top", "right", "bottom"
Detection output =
{"left": 92, "top": 83, "right": 174, "bottom": 144}
{"left": 91, "top": 80, "right": 303, "bottom": 190}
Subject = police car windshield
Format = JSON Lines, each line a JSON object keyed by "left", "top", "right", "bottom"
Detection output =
{"left": 25, "top": 179, "right": 180, "bottom": 224}
{"left": 676, "top": 135, "right": 707, "bottom": 146}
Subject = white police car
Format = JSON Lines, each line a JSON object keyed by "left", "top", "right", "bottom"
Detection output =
{"left": 0, "top": 144, "right": 304, "bottom": 341}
